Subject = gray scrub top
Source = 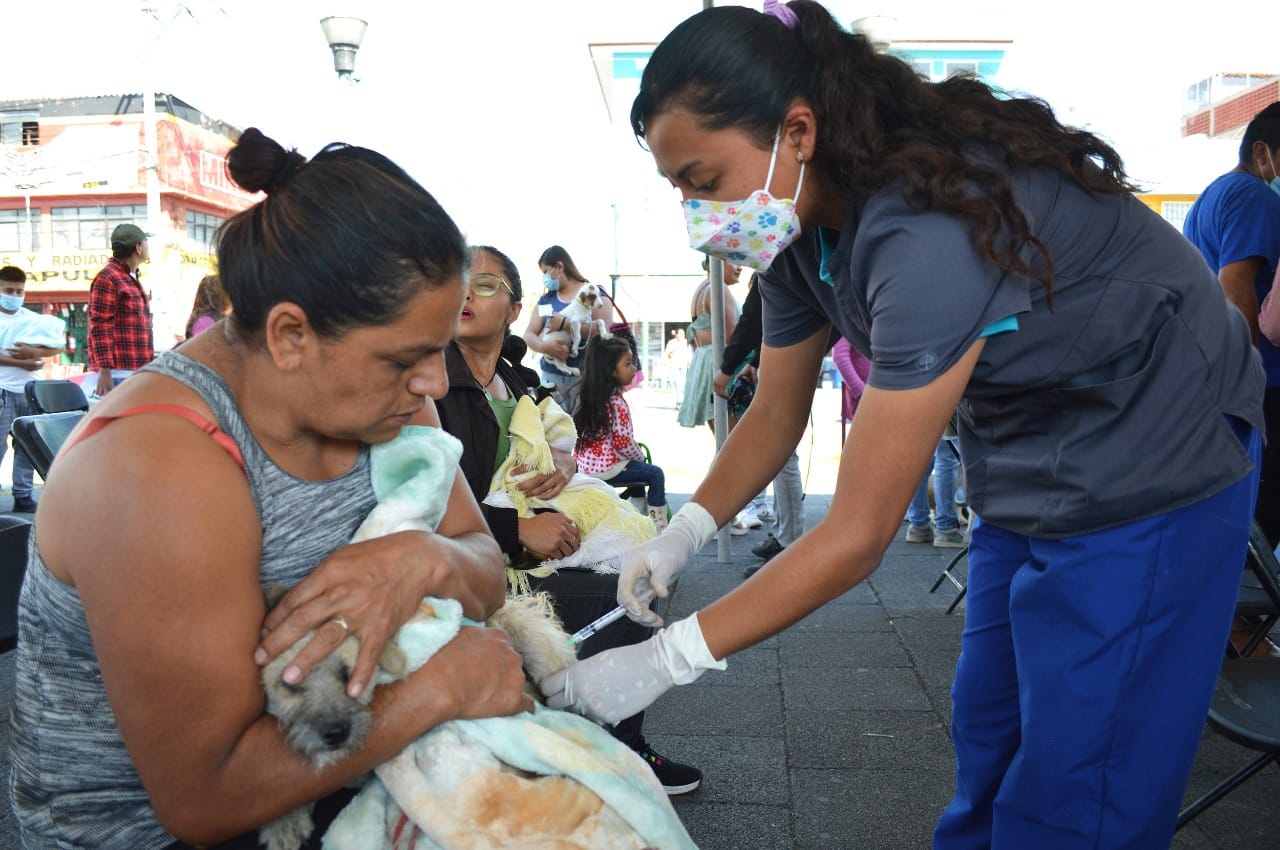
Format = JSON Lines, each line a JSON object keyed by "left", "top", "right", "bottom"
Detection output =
{"left": 760, "top": 165, "right": 1265, "bottom": 538}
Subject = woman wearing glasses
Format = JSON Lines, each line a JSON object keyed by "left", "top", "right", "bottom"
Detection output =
{"left": 435, "top": 246, "right": 704, "bottom": 795}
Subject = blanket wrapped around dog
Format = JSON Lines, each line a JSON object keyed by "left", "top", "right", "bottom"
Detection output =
{"left": 484, "top": 395, "right": 655, "bottom": 583}
{"left": 323, "top": 425, "right": 696, "bottom": 850}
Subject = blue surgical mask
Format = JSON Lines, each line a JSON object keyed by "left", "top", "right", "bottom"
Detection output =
{"left": 0, "top": 293, "right": 24, "bottom": 312}
{"left": 542, "top": 271, "right": 557, "bottom": 292}
{"left": 1265, "top": 149, "right": 1280, "bottom": 197}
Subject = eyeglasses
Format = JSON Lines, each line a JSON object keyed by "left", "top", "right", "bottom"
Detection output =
{"left": 469, "top": 273, "right": 515, "bottom": 298}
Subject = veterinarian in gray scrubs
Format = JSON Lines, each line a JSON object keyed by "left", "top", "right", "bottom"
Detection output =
{"left": 542, "top": 4, "right": 1266, "bottom": 849}
{"left": 8, "top": 129, "right": 529, "bottom": 850}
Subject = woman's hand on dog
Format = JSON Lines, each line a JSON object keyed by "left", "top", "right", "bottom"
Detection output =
{"left": 254, "top": 532, "right": 439, "bottom": 698}
{"left": 512, "top": 450, "right": 574, "bottom": 501}
{"left": 541, "top": 336, "right": 572, "bottom": 360}
{"left": 425, "top": 625, "right": 535, "bottom": 719}
{"left": 518, "top": 512, "right": 581, "bottom": 559}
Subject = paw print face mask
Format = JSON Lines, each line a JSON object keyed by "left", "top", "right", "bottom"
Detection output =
{"left": 683, "top": 126, "right": 805, "bottom": 272}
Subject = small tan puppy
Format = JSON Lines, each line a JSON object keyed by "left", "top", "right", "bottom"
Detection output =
{"left": 541, "top": 283, "right": 613, "bottom": 375}
{"left": 258, "top": 590, "right": 578, "bottom": 850}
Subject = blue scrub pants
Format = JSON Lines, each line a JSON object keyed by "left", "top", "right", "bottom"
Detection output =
{"left": 934, "top": 426, "right": 1260, "bottom": 850}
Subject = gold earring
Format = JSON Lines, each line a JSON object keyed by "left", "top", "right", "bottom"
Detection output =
{"left": 796, "top": 151, "right": 806, "bottom": 163}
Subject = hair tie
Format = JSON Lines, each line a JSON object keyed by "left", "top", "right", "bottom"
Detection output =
{"left": 262, "top": 151, "right": 305, "bottom": 195}
{"left": 762, "top": 0, "right": 799, "bottom": 29}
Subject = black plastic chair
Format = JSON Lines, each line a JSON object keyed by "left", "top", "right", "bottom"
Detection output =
{"left": 1230, "top": 522, "right": 1280, "bottom": 658}
{"left": 1176, "top": 521, "right": 1280, "bottom": 828}
{"left": 0, "top": 514, "right": 33, "bottom": 653}
{"left": 1176, "top": 658, "right": 1280, "bottom": 829}
{"left": 11, "top": 411, "right": 85, "bottom": 481}
{"left": 23, "top": 379, "right": 88, "bottom": 414}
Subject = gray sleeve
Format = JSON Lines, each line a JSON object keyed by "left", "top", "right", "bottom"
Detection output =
{"left": 759, "top": 250, "right": 828, "bottom": 348}
{"left": 863, "top": 207, "right": 1031, "bottom": 390}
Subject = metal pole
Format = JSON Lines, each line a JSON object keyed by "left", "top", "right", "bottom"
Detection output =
{"left": 142, "top": 90, "right": 162, "bottom": 243}
{"left": 709, "top": 256, "right": 731, "bottom": 562}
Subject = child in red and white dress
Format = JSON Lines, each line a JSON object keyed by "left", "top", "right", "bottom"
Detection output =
{"left": 573, "top": 336, "right": 667, "bottom": 531}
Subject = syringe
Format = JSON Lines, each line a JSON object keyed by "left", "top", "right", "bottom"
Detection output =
{"left": 565, "top": 604, "right": 629, "bottom": 646}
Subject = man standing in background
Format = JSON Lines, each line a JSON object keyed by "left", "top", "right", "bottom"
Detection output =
{"left": 1184, "top": 102, "right": 1280, "bottom": 547}
{"left": 0, "top": 266, "right": 64, "bottom": 512}
{"left": 87, "top": 223, "right": 154, "bottom": 399}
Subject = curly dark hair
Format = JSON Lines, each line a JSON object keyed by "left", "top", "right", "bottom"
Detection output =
{"left": 572, "top": 336, "right": 635, "bottom": 443}
{"left": 630, "top": 0, "right": 1138, "bottom": 300}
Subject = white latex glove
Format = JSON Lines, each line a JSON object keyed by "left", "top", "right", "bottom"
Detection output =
{"left": 540, "top": 613, "right": 726, "bottom": 724}
{"left": 617, "top": 501, "right": 717, "bottom": 627}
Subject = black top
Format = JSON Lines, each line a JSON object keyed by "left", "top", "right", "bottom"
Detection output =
{"left": 436, "top": 341, "right": 540, "bottom": 557}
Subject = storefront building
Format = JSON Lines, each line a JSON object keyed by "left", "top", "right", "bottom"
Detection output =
{"left": 0, "top": 94, "right": 254, "bottom": 367}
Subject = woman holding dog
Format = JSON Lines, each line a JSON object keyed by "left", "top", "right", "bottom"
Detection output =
{"left": 521, "top": 244, "right": 614, "bottom": 413}
{"left": 436, "top": 244, "right": 704, "bottom": 795}
{"left": 9, "top": 129, "right": 531, "bottom": 849}
{"left": 542, "top": 3, "right": 1266, "bottom": 848}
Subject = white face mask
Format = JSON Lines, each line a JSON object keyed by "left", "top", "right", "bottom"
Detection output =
{"left": 683, "top": 127, "right": 805, "bottom": 272}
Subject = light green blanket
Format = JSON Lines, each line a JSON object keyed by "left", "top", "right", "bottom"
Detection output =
{"left": 322, "top": 426, "right": 697, "bottom": 850}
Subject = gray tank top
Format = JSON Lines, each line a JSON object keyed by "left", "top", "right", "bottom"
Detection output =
{"left": 9, "top": 350, "right": 377, "bottom": 849}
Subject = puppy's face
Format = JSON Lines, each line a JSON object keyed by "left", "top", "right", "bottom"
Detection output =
{"left": 262, "top": 635, "right": 373, "bottom": 767}
{"left": 575, "top": 285, "right": 599, "bottom": 312}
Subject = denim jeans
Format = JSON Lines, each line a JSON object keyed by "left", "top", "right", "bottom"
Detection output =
{"left": 0, "top": 389, "right": 35, "bottom": 499}
{"left": 607, "top": 459, "right": 665, "bottom": 507}
{"left": 771, "top": 452, "right": 805, "bottom": 546}
{"left": 907, "top": 438, "right": 960, "bottom": 531}
{"left": 540, "top": 370, "right": 578, "bottom": 416}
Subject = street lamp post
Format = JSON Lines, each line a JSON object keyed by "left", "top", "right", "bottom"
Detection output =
{"left": 320, "top": 16, "right": 368, "bottom": 82}
{"left": 851, "top": 15, "right": 896, "bottom": 54}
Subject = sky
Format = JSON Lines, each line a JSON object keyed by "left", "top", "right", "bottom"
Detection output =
{"left": 5, "top": 0, "right": 1277, "bottom": 287}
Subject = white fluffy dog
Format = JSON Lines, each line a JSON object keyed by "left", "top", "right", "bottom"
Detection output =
{"left": 541, "top": 283, "right": 612, "bottom": 375}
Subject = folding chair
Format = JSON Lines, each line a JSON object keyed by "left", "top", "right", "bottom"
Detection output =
{"left": 0, "top": 515, "right": 33, "bottom": 653}
{"left": 926, "top": 420, "right": 969, "bottom": 614}
{"left": 928, "top": 546, "right": 969, "bottom": 615}
{"left": 1231, "top": 521, "right": 1280, "bottom": 658}
{"left": 1176, "top": 520, "right": 1280, "bottom": 829}
{"left": 11, "top": 411, "right": 85, "bottom": 481}
{"left": 23, "top": 379, "right": 89, "bottom": 414}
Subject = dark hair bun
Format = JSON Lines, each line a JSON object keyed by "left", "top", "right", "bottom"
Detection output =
{"left": 227, "top": 127, "right": 306, "bottom": 195}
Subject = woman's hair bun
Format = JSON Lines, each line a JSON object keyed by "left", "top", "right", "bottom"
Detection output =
{"left": 226, "top": 127, "right": 306, "bottom": 195}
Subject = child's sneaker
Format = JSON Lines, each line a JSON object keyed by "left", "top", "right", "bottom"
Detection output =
{"left": 933, "top": 527, "right": 966, "bottom": 549}
{"left": 905, "top": 523, "right": 934, "bottom": 543}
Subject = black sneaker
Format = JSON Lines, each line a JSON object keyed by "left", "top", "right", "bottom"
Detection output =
{"left": 633, "top": 741, "right": 702, "bottom": 795}
{"left": 751, "top": 533, "right": 785, "bottom": 561}
{"left": 11, "top": 496, "right": 36, "bottom": 513}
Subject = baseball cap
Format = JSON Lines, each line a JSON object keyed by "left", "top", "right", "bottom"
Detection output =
{"left": 110, "top": 223, "right": 153, "bottom": 247}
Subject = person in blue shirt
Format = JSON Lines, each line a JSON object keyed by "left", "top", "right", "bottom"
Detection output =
{"left": 520, "top": 245, "right": 614, "bottom": 414}
{"left": 540, "top": 3, "right": 1266, "bottom": 849}
{"left": 1184, "top": 101, "right": 1280, "bottom": 547}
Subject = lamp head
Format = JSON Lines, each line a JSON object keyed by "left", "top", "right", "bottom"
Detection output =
{"left": 320, "top": 16, "right": 368, "bottom": 79}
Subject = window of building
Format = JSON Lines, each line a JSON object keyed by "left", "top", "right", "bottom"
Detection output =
{"left": 50, "top": 205, "right": 148, "bottom": 252}
{"left": 1161, "top": 201, "right": 1193, "bottom": 233}
{"left": 185, "top": 210, "right": 224, "bottom": 253}
{"left": 0, "top": 112, "right": 38, "bottom": 146}
{"left": 945, "top": 61, "right": 978, "bottom": 79}
{"left": 0, "top": 209, "right": 40, "bottom": 252}
{"left": 910, "top": 60, "right": 933, "bottom": 79}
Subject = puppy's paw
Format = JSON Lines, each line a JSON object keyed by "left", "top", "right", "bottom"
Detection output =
{"left": 260, "top": 805, "right": 314, "bottom": 850}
